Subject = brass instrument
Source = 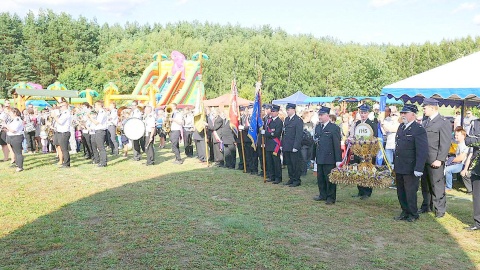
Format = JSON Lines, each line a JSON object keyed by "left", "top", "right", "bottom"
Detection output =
{"left": 163, "top": 104, "right": 173, "bottom": 134}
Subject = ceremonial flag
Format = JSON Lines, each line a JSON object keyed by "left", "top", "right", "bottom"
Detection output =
{"left": 247, "top": 81, "right": 263, "bottom": 151}
{"left": 194, "top": 82, "right": 206, "bottom": 133}
{"left": 376, "top": 95, "right": 386, "bottom": 165}
{"left": 229, "top": 79, "right": 240, "bottom": 137}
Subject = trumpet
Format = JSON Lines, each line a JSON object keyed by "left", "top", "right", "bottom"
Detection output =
{"left": 163, "top": 104, "right": 173, "bottom": 134}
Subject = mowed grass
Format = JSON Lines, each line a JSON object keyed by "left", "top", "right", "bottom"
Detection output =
{"left": 1, "top": 144, "right": 480, "bottom": 269}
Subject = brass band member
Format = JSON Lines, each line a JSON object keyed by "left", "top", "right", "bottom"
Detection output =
{"left": 131, "top": 101, "right": 143, "bottom": 161}
{"left": 143, "top": 105, "right": 156, "bottom": 166}
{"left": 88, "top": 100, "right": 108, "bottom": 167}
{"left": 52, "top": 101, "right": 72, "bottom": 168}
{"left": 6, "top": 108, "right": 24, "bottom": 172}
{"left": 169, "top": 103, "right": 184, "bottom": 164}
{"left": 107, "top": 102, "right": 119, "bottom": 155}
{"left": 183, "top": 106, "right": 195, "bottom": 158}
{"left": 265, "top": 104, "right": 283, "bottom": 184}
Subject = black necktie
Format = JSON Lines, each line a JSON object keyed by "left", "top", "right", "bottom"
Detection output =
{"left": 320, "top": 124, "right": 324, "bottom": 129}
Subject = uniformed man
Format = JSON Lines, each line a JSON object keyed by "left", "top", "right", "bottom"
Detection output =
{"left": 246, "top": 104, "right": 257, "bottom": 174}
{"left": 143, "top": 105, "right": 156, "bottom": 166}
{"left": 131, "top": 101, "right": 143, "bottom": 161}
{"left": 419, "top": 98, "right": 451, "bottom": 218}
{"left": 257, "top": 104, "right": 272, "bottom": 177}
{"left": 169, "top": 103, "right": 184, "bottom": 164}
{"left": 53, "top": 101, "right": 72, "bottom": 168}
{"left": 6, "top": 108, "right": 24, "bottom": 172}
{"left": 183, "top": 106, "right": 195, "bottom": 158}
{"left": 312, "top": 106, "right": 342, "bottom": 204}
{"left": 208, "top": 108, "right": 223, "bottom": 167}
{"left": 221, "top": 109, "right": 237, "bottom": 169}
{"left": 282, "top": 103, "right": 304, "bottom": 187}
{"left": 351, "top": 104, "right": 378, "bottom": 199}
{"left": 106, "top": 102, "right": 119, "bottom": 155}
{"left": 393, "top": 104, "right": 428, "bottom": 222}
{"left": 236, "top": 105, "right": 246, "bottom": 170}
{"left": 464, "top": 110, "right": 480, "bottom": 231}
{"left": 88, "top": 100, "right": 108, "bottom": 167}
{"left": 265, "top": 104, "right": 283, "bottom": 184}
{"left": 193, "top": 112, "right": 207, "bottom": 163}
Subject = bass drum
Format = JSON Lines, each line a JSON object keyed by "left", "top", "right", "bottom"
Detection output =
{"left": 123, "top": 118, "right": 145, "bottom": 140}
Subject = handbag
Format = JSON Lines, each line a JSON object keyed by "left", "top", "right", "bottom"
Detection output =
{"left": 25, "top": 122, "right": 35, "bottom": 132}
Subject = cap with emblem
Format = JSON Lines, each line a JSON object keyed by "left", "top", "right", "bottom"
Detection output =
{"left": 358, "top": 104, "right": 370, "bottom": 112}
{"left": 286, "top": 103, "right": 296, "bottom": 110}
{"left": 239, "top": 105, "right": 245, "bottom": 111}
{"left": 317, "top": 106, "right": 331, "bottom": 115}
{"left": 400, "top": 104, "right": 418, "bottom": 114}
{"left": 248, "top": 103, "right": 254, "bottom": 109}
{"left": 422, "top": 98, "right": 439, "bottom": 106}
{"left": 262, "top": 104, "right": 272, "bottom": 110}
{"left": 271, "top": 104, "right": 280, "bottom": 112}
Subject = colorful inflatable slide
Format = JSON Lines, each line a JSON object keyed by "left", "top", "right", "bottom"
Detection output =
{"left": 132, "top": 51, "right": 207, "bottom": 107}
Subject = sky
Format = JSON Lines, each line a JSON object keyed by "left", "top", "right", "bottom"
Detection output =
{"left": 2, "top": 0, "right": 480, "bottom": 45}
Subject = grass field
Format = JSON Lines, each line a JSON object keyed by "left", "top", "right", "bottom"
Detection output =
{"left": 1, "top": 145, "right": 480, "bottom": 269}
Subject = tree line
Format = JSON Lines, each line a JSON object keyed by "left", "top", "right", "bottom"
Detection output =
{"left": 1, "top": 10, "right": 480, "bottom": 102}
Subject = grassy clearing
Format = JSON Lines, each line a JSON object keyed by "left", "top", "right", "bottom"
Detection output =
{"left": 0, "top": 145, "right": 479, "bottom": 269}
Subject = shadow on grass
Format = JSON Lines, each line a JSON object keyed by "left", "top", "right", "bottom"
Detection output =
{"left": 0, "top": 160, "right": 479, "bottom": 269}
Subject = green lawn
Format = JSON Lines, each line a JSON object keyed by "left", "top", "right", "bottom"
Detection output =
{"left": 1, "top": 145, "right": 479, "bottom": 269}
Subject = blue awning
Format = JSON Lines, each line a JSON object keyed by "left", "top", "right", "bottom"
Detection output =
{"left": 381, "top": 51, "right": 480, "bottom": 107}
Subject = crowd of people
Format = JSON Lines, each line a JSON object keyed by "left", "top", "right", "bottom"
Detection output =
{"left": 1, "top": 97, "right": 479, "bottom": 231}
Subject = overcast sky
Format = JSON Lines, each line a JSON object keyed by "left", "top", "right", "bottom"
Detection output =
{"left": 2, "top": 0, "right": 480, "bottom": 45}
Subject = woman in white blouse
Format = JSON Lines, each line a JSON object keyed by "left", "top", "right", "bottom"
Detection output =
{"left": 6, "top": 108, "right": 24, "bottom": 172}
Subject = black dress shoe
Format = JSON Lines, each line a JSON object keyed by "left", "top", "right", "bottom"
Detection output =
{"left": 272, "top": 180, "right": 282, "bottom": 184}
{"left": 313, "top": 195, "right": 326, "bottom": 201}
{"left": 465, "top": 226, "right": 480, "bottom": 231}
{"left": 250, "top": 171, "right": 257, "bottom": 175}
{"left": 360, "top": 195, "right": 370, "bottom": 200}
{"left": 266, "top": 179, "right": 274, "bottom": 182}
{"left": 406, "top": 216, "right": 419, "bottom": 222}
{"left": 325, "top": 201, "right": 335, "bottom": 205}
{"left": 289, "top": 182, "right": 301, "bottom": 187}
{"left": 418, "top": 209, "right": 431, "bottom": 214}
{"left": 393, "top": 215, "right": 408, "bottom": 221}
{"left": 284, "top": 181, "right": 293, "bottom": 186}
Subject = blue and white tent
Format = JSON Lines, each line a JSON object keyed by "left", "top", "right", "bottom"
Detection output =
{"left": 381, "top": 51, "right": 480, "bottom": 107}
{"left": 272, "top": 91, "right": 310, "bottom": 105}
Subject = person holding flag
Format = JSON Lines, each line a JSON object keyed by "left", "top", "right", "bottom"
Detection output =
{"left": 222, "top": 108, "right": 237, "bottom": 169}
{"left": 248, "top": 82, "right": 264, "bottom": 174}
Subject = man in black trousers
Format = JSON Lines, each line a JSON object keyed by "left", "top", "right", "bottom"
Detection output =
{"left": 419, "top": 98, "right": 451, "bottom": 218}
{"left": 265, "top": 104, "right": 283, "bottom": 184}
{"left": 393, "top": 104, "right": 428, "bottom": 222}
{"left": 282, "top": 103, "right": 304, "bottom": 187}
{"left": 462, "top": 110, "right": 480, "bottom": 231}
{"left": 351, "top": 104, "right": 378, "bottom": 199}
{"left": 312, "top": 106, "right": 342, "bottom": 204}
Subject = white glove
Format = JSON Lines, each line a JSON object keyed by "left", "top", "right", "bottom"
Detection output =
{"left": 261, "top": 130, "right": 265, "bottom": 135}
{"left": 414, "top": 171, "right": 423, "bottom": 177}
{"left": 311, "top": 160, "right": 315, "bottom": 164}
{"left": 239, "top": 125, "right": 244, "bottom": 130}
{"left": 391, "top": 164, "right": 394, "bottom": 170}
{"left": 292, "top": 148, "right": 298, "bottom": 153}
{"left": 336, "top": 162, "right": 342, "bottom": 167}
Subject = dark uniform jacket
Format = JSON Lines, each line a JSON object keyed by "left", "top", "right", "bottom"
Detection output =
{"left": 422, "top": 114, "right": 451, "bottom": 164}
{"left": 311, "top": 122, "right": 342, "bottom": 165}
{"left": 221, "top": 119, "right": 236, "bottom": 145}
{"left": 394, "top": 121, "right": 428, "bottom": 174}
{"left": 465, "top": 119, "right": 480, "bottom": 175}
{"left": 265, "top": 116, "right": 283, "bottom": 152}
{"left": 208, "top": 116, "right": 223, "bottom": 144}
{"left": 282, "top": 114, "right": 303, "bottom": 152}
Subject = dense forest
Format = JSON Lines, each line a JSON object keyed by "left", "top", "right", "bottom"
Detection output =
{"left": 1, "top": 10, "right": 480, "bottom": 102}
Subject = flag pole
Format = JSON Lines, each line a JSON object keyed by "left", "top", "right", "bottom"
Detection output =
{"left": 204, "top": 126, "right": 209, "bottom": 167}
{"left": 240, "top": 129, "right": 246, "bottom": 173}
{"left": 262, "top": 134, "right": 266, "bottom": 182}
